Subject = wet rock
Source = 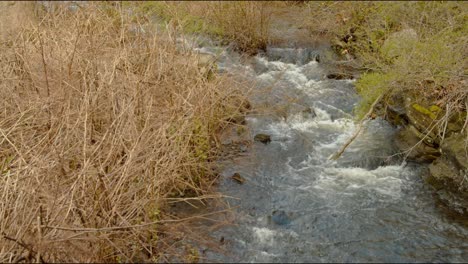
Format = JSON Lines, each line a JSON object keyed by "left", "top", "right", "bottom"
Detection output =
{"left": 254, "top": 133, "right": 271, "bottom": 144}
{"left": 283, "top": 103, "right": 316, "bottom": 120}
{"left": 302, "top": 106, "right": 317, "bottom": 119}
{"left": 429, "top": 133, "right": 468, "bottom": 189}
{"left": 435, "top": 189, "right": 468, "bottom": 215}
{"left": 314, "top": 53, "right": 321, "bottom": 63}
{"left": 270, "top": 210, "right": 293, "bottom": 226}
{"left": 231, "top": 173, "right": 245, "bottom": 184}
{"left": 429, "top": 156, "right": 460, "bottom": 188}
{"left": 394, "top": 126, "right": 440, "bottom": 162}
{"left": 326, "top": 73, "right": 354, "bottom": 80}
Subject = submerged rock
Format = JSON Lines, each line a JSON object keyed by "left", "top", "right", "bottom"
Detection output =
{"left": 254, "top": 134, "right": 271, "bottom": 144}
{"left": 269, "top": 210, "right": 294, "bottom": 226}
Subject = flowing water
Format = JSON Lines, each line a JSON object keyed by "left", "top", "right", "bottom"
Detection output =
{"left": 180, "top": 38, "right": 468, "bottom": 263}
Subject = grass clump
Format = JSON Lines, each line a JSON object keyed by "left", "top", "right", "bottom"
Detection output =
{"left": 0, "top": 2, "right": 250, "bottom": 262}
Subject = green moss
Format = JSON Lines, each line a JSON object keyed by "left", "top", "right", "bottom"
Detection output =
{"left": 429, "top": 105, "right": 442, "bottom": 113}
{"left": 412, "top": 103, "right": 437, "bottom": 120}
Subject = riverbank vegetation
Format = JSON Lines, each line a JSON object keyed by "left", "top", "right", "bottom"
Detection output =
{"left": 307, "top": 1, "right": 467, "bottom": 124}
{"left": 134, "top": 1, "right": 271, "bottom": 55}
{"left": 0, "top": 2, "right": 250, "bottom": 262}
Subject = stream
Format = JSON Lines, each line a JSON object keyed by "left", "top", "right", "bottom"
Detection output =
{"left": 178, "top": 36, "right": 468, "bottom": 263}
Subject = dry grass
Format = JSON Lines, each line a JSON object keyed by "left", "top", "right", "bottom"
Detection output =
{"left": 138, "top": 1, "right": 271, "bottom": 55}
{"left": 0, "top": 2, "right": 250, "bottom": 262}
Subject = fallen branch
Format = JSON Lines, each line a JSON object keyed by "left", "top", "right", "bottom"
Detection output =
{"left": 329, "top": 94, "right": 383, "bottom": 160}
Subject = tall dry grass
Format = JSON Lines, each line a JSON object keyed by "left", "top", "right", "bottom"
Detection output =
{"left": 138, "top": 1, "right": 271, "bottom": 55}
{"left": 0, "top": 2, "right": 249, "bottom": 262}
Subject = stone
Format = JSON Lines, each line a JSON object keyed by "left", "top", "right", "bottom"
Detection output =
{"left": 404, "top": 101, "right": 441, "bottom": 145}
{"left": 441, "top": 133, "right": 468, "bottom": 170}
{"left": 326, "top": 73, "right": 354, "bottom": 80}
{"left": 231, "top": 173, "right": 245, "bottom": 184}
{"left": 394, "top": 126, "right": 440, "bottom": 162}
{"left": 254, "top": 134, "right": 271, "bottom": 144}
{"left": 302, "top": 106, "right": 317, "bottom": 119}
{"left": 429, "top": 156, "right": 460, "bottom": 186}
{"left": 270, "top": 210, "right": 294, "bottom": 226}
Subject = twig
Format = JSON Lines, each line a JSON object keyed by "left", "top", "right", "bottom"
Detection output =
{"left": 36, "top": 213, "right": 43, "bottom": 263}
{"left": 43, "top": 209, "right": 230, "bottom": 233}
{"left": 38, "top": 33, "right": 50, "bottom": 98}
{"left": 329, "top": 94, "right": 383, "bottom": 160}
{"left": 462, "top": 100, "right": 468, "bottom": 134}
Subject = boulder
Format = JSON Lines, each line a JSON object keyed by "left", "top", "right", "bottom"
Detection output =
{"left": 394, "top": 126, "right": 440, "bottom": 162}
{"left": 270, "top": 210, "right": 293, "bottom": 226}
{"left": 441, "top": 133, "right": 468, "bottom": 171}
{"left": 404, "top": 102, "right": 441, "bottom": 145}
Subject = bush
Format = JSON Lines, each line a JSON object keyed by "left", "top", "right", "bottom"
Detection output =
{"left": 0, "top": 2, "right": 249, "bottom": 262}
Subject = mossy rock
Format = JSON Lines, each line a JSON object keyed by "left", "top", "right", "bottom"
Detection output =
{"left": 404, "top": 100, "right": 441, "bottom": 143}
{"left": 411, "top": 103, "right": 441, "bottom": 120}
